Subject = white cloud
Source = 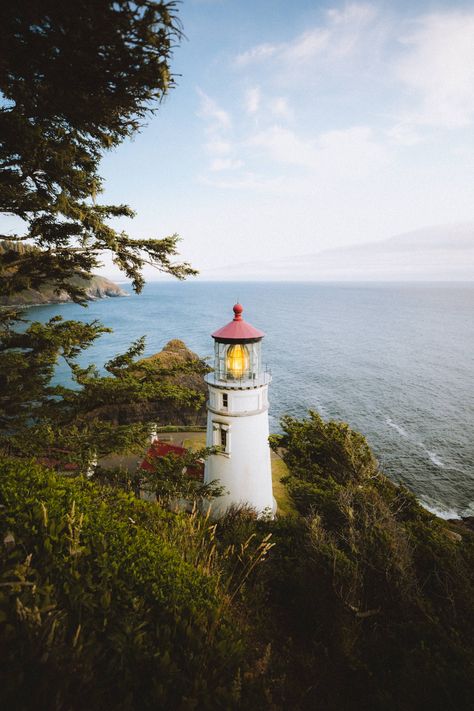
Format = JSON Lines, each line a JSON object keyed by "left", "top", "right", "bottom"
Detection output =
{"left": 245, "top": 89, "right": 293, "bottom": 121}
{"left": 249, "top": 126, "right": 306, "bottom": 166}
{"left": 245, "top": 87, "right": 261, "bottom": 114}
{"left": 197, "top": 89, "right": 246, "bottom": 174}
{"left": 196, "top": 87, "right": 231, "bottom": 129}
{"left": 234, "top": 3, "right": 378, "bottom": 69}
{"left": 395, "top": 12, "right": 474, "bottom": 128}
{"left": 270, "top": 97, "right": 293, "bottom": 120}
{"left": 249, "top": 125, "right": 390, "bottom": 180}
{"left": 386, "top": 123, "right": 423, "bottom": 147}
{"left": 281, "top": 28, "right": 330, "bottom": 64}
{"left": 326, "top": 3, "right": 377, "bottom": 28}
{"left": 198, "top": 172, "right": 286, "bottom": 192}
{"left": 191, "top": 2, "right": 474, "bottom": 267}
{"left": 210, "top": 158, "right": 244, "bottom": 171}
{"left": 235, "top": 43, "right": 278, "bottom": 67}
{"left": 205, "top": 139, "right": 232, "bottom": 155}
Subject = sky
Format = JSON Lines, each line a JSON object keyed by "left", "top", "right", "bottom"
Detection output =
{"left": 5, "top": 0, "right": 474, "bottom": 280}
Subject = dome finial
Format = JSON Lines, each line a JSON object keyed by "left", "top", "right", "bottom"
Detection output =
{"left": 233, "top": 303, "right": 243, "bottom": 321}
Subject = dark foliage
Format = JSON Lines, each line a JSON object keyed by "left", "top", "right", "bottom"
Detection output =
{"left": 2, "top": 414, "right": 474, "bottom": 710}
{"left": 0, "top": 1, "right": 202, "bottom": 462}
{"left": 0, "top": 0, "right": 195, "bottom": 300}
{"left": 254, "top": 412, "right": 474, "bottom": 709}
{"left": 0, "top": 459, "right": 245, "bottom": 710}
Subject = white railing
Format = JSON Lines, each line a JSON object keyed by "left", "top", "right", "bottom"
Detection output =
{"left": 205, "top": 367, "right": 272, "bottom": 388}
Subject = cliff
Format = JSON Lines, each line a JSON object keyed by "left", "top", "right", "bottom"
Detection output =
{"left": 0, "top": 240, "right": 127, "bottom": 305}
{"left": 0, "top": 274, "right": 127, "bottom": 306}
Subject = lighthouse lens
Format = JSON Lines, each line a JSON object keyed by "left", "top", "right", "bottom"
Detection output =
{"left": 226, "top": 344, "right": 250, "bottom": 379}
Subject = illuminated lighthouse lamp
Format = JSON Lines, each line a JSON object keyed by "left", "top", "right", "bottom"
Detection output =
{"left": 212, "top": 303, "right": 265, "bottom": 384}
{"left": 203, "top": 303, "right": 275, "bottom": 517}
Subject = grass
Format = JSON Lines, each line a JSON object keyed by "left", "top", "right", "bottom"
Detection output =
{"left": 271, "top": 456, "right": 295, "bottom": 516}
{"left": 182, "top": 435, "right": 206, "bottom": 451}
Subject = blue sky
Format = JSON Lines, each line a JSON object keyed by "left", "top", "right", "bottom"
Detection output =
{"left": 99, "top": 0, "right": 474, "bottom": 278}
{"left": 7, "top": 0, "right": 474, "bottom": 279}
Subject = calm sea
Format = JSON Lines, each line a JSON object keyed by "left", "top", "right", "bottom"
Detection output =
{"left": 27, "top": 281, "right": 474, "bottom": 519}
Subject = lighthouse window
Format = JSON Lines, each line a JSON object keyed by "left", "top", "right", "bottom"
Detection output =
{"left": 222, "top": 393, "right": 228, "bottom": 409}
{"left": 212, "top": 422, "right": 230, "bottom": 455}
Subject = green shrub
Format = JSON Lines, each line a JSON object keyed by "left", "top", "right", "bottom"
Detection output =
{"left": 0, "top": 459, "right": 245, "bottom": 710}
{"left": 262, "top": 412, "right": 474, "bottom": 710}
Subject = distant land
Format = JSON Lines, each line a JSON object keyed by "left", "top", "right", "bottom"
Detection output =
{"left": 0, "top": 274, "right": 128, "bottom": 307}
{"left": 0, "top": 239, "right": 128, "bottom": 306}
{"left": 198, "top": 224, "right": 474, "bottom": 282}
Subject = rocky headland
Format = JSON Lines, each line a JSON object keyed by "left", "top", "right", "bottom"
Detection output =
{"left": 0, "top": 274, "right": 128, "bottom": 306}
{"left": 92, "top": 339, "right": 209, "bottom": 427}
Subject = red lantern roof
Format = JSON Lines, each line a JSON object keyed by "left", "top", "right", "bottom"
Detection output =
{"left": 211, "top": 304, "right": 265, "bottom": 342}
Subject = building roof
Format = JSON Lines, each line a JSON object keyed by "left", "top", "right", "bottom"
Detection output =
{"left": 37, "top": 448, "right": 80, "bottom": 472}
{"left": 140, "top": 440, "right": 204, "bottom": 481}
{"left": 211, "top": 303, "right": 265, "bottom": 343}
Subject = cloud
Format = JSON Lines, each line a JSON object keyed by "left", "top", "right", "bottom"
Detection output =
{"left": 198, "top": 172, "right": 286, "bottom": 192}
{"left": 244, "top": 88, "right": 293, "bottom": 121}
{"left": 270, "top": 97, "right": 293, "bottom": 120}
{"left": 196, "top": 88, "right": 231, "bottom": 129}
{"left": 209, "top": 158, "right": 244, "bottom": 172}
{"left": 245, "top": 87, "right": 261, "bottom": 114}
{"left": 234, "top": 3, "right": 378, "bottom": 69}
{"left": 197, "top": 89, "right": 246, "bottom": 175}
{"left": 281, "top": 28, "right": 330, "bottom": 64}
{"left": 385, "top": 123, "right": 423, "bottom": 147}
{"left": 395, "top": 11, "right": 474, "bottom": 128}
{"left": 249, "top": 126, "right": 307, "bottom": 166}
{"left": 326, "top": 3, "right": 376, "bottom": 25}
{"left": 205, "top": 139, "right": 232, "bottom": 155}
{"left": 235, "top": 43, "right": 278, "bottom": 67}
{"left": 249, "top": 125, "right": 390, "bottom": 179}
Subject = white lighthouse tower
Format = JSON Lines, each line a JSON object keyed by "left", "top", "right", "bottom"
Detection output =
{"left": 204, "top": 303, "right": 275, "bottom": 517}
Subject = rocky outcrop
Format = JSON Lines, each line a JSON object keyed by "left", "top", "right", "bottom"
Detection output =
{"left": 0, "top": 274, "right": 127, "bottom": 306}
{"left": 0, "top": 240, "right": 128, "bottom": 306}
{"left": 448, "top": 517, "right": 474, "bottom": 536}
{"left": 81, "top": 275, "right": 128, "bottom": 300}
{"left": 92, "top": 340, "right": 209, "bottom": 427}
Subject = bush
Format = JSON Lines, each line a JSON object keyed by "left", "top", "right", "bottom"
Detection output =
{"left": 0, "top": 459, "right": 245, "bottom": 710}
{"left": 262, "top": 412, "right": 474, "bottom": 710}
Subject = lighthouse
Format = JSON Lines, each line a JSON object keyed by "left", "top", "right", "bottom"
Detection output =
{"left": 204, "top": 304, "right": 275, "bottom": 517}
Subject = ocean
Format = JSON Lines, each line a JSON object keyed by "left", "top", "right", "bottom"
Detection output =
{"left": 26, "top": 281, "right": 474, "bottom": 519}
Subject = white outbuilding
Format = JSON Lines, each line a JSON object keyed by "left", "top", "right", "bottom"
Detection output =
{"left": 204, "top": 303, "right": 275, "bottom": 517}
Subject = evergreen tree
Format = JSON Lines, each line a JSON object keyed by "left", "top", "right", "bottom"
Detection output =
{"left": 0, "top": 0, "right": 194, "bottom": 299}
{"left": 0, "top": 1, "right": 199, "bottom": 462}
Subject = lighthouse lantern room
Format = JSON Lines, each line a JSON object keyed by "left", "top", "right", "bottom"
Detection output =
{"left": 204, "top": 304, "right": 275, "bottom": 517}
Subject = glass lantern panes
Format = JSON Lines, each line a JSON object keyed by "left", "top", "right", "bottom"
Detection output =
{"left": 214, "top": 340, "right": 261, "bottom": 382}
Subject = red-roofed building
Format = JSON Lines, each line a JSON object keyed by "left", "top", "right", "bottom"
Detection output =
{"left": 37, "top": 449, "right": 81, "bottom": 473}
{"left": 140, "top": 440, "right": 204, "bottom": 482}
